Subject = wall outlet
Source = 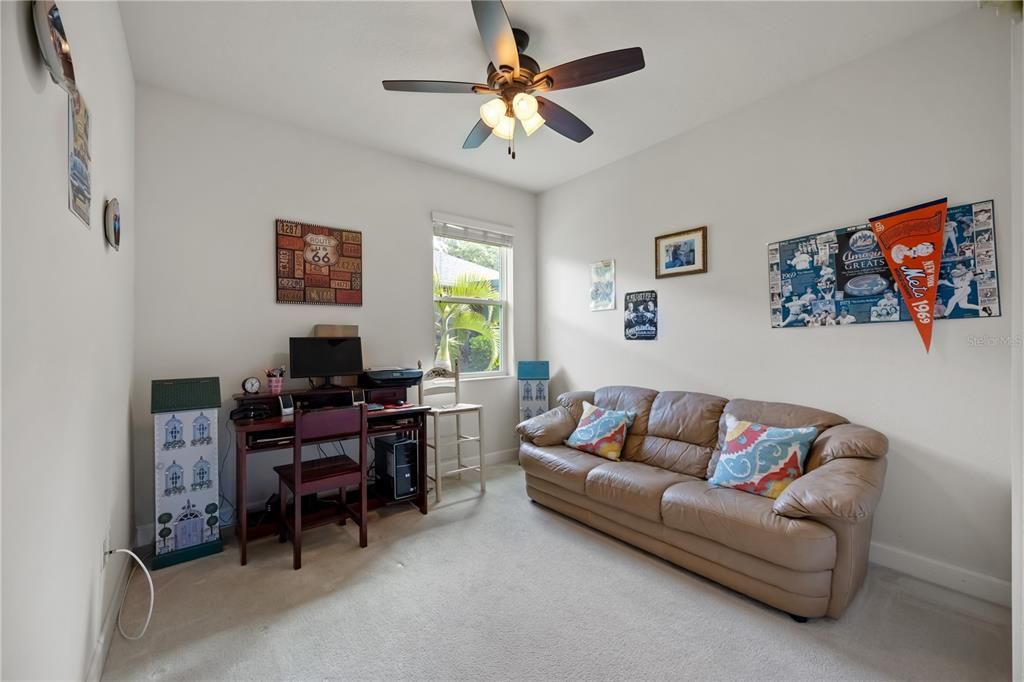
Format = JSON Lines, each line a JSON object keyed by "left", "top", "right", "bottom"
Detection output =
{"left": 102, "top": 533, "right": 111, "bottom": 569}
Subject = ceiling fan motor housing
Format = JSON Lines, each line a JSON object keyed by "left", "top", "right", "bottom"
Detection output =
{"left": 486, "top": 30, "right": 544, "bottom": 106}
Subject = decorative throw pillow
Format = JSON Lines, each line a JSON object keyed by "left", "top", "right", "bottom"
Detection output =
{"left": 564, "top": 401, "right": 635, "bottom": 461}
{"left": 709, "top": 415, "right": 818, "bottom": 499}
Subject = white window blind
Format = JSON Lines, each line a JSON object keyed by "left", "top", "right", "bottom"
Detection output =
{"left": 432, "top": 220, "right": 514, "bottom": 248}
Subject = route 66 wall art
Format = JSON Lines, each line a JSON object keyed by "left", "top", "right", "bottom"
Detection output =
{"left": 276, "top": 219, "right": 363, "bottom": 305}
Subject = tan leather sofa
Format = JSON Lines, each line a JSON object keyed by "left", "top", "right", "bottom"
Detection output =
{"left": 516, "top": 386, "right": 888, "bottom": 620}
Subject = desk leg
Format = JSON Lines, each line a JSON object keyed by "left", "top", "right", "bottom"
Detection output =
{"left": 418, "top": 413, "right": 429, "bottom": 515}
{"left": 237, "top": 437, "right": 248, "bottom": 566}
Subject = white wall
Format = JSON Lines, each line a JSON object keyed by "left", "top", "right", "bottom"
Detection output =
{"left": 538, "top": 10, "right": 1013, "bottom": 603}
{"left": 2, "top": 2, "right": 136, "bottom": 679}
{"left": 1010, "top": 11, "right": 1023, "bottom": 678}
{"left": 132, "top": 86, "right": 537, "bottom": 542}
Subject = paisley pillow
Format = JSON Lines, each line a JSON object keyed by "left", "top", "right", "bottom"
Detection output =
{"left": 564, "top": 401, "right": 635, "bottom": 461}
{"left": 709, "top": 415, "right": 818, "bottom": 499}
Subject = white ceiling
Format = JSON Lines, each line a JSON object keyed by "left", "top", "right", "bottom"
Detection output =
{"left": 119, "top": 1, "right": 968, "bottom": 193}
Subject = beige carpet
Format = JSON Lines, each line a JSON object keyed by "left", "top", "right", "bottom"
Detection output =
{"left": 103, "top": 464, "right": 1010, "bottom": 681}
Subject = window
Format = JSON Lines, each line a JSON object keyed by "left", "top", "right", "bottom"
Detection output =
{"left": 432, "top": 216, "right": 512, "bottom": 377}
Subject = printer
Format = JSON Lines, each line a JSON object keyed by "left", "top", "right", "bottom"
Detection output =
{"left": 360, "top": 368, "right": 424, "bottom": 389}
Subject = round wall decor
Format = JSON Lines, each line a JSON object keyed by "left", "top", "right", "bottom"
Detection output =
{"left": 32, "top": 1, "right": 77, "bottom": 93}
{"left": 104, "top": 198, "right": 121, "bottom": 251}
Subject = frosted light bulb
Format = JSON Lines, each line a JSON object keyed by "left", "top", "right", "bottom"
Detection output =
{"left": 493, "top": 115, "right": 516, "bottom": 140}
{"left": 512, "top": 92, "right": 538, "bottom": 120}
{"left": 479, "top": 98, "right": 506, "bottom": 128}
{"left": 521, "top": 112, "right": 545, "bottom": 136}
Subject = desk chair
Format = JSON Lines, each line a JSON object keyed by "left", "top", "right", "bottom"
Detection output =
{"left": 273, "top": 404, "right": 368, "bottom": 570}
{"left": 418, "top": 360, "right": 485, "bottom": 503}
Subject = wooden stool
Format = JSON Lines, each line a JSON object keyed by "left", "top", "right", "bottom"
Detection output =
{"left": 418, "top": 360, "right": 485, "bottom": 503}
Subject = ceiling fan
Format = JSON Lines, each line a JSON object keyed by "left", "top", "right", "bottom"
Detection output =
{"left": 382, "top": 0, "right": 645, "bottom": 158}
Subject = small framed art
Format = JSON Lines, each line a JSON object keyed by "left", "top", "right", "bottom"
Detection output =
{"left": 589, "top": 259, "right": 615, "bottom": 311}
{"left": 655, "top": 226, "right": 707, "bottom": 278}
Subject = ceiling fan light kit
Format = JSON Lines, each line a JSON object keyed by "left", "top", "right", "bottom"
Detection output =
{"left": 480, "top": 98, "right": 507, "bottom": 128}
{"left": 521, "top": 112, "right": 545, "bottom": 136}
{"left": 493, "top": 115, "right": 517, "bottom": 141}
{"left": 382, "top": 0, "right": 645, "bottom": 158}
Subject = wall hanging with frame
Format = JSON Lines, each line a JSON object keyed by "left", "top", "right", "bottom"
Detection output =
{"left": 589, "top": 259, "right": 615, "bottom": 311}
{"left": 276, "top": 219, "right": 363, "bottom": 305}
{"left": 768, "top": 199, "right": 1000, "bottom": 330}
{"left": 624, "top": 290, "right": 658, "bottom": 340}
{"left": 655, "top": 226, "right": 707, "bottom": 278}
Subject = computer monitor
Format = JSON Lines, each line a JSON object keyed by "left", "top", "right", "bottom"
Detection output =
{"left": 289, "top": 337, "right": 363, "bottom": 387}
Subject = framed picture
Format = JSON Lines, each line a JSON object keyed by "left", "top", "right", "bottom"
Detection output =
{"left": 276, "top": 219, "right": 363, "bottom": 305}
{"left": 655, "top": 226, "right": 707, "bottom": 278}
{"left": 624, "top": 290, "right": 657, "bottom": 340}
{"left": 68, "top": 90, "right": 91, "bottom": 226}
{"left": 589, "top": 259, "right": 615, "bottom": 311}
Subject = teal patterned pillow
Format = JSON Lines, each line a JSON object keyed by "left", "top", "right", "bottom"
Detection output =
{"left": 709, "top": 415, "right": 818, "bottom": 499}
{"left": 564, "top": 401, "right": 635, "bottom": 461}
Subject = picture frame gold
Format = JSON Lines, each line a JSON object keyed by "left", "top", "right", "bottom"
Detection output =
{"left": 655, "top": 226, "right": 708, "bottom": 278}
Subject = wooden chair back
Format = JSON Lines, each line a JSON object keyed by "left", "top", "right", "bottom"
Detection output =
{"left": 294, "top": 405, "right": 365, "bottom": 443}
{"left": 417, "top": 359, "right": 461, "bottom": 407}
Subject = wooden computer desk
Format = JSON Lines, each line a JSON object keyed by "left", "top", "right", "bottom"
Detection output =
{"left": 232, "top": 399, "right": 429, "bottom": 566}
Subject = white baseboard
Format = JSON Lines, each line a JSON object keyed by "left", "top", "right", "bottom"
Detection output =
{"left": 484, "top": 448, "right": 518, "bottom": 465}
{"left": 85, "top": 553, "right": 133, "bottom": 681}
{"left": 435, "top": 447, "right": 517, "bottom": 467}
{"left": 871, "top": 540, "right": 1011, "bottom": 607}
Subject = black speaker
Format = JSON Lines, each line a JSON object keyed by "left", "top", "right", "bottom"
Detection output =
{"left": 373, "top": 435, "right": 418, "bottom": 500}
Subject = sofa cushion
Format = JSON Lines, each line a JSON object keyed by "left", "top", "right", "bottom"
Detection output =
{"left": 585, "top": 461, "right": 697, "bottom": 522}
{"left": 635, "top": 391, "right": 728, "bottom": 475}
{"left": 516, "top": 406, "right": 578, "bottom": 447}
{"left": 661, "top": 480, "right": 836, "bottom": 572}
{"left": 594, "top": 386, "right": 658, "bottom": 460}
{"left": 519, "top": 442, "right": 607, "bottom": 496}
{"left": 708, "top": 398, "right": 848, "bottom": 478}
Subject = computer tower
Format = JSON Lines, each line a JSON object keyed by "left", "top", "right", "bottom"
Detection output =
{"left": 373, "top": 435, "right": 418, "bottom": 500}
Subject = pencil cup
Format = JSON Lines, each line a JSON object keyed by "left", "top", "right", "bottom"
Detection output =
{"left": 268, "top": 377, "right": 283, "bottom": 395}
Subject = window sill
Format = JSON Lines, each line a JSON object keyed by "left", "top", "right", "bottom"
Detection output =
{"left": 461, "top": 373, "right": 514, "bottom": 382}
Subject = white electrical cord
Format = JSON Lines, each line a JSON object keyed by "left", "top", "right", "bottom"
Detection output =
{"left": 109, "top": 548, "right": 155, "bottom": 641}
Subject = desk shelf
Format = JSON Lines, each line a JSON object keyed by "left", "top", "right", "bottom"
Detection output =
{"left": 239, "top": 484, "right": 427, "bottom": 543}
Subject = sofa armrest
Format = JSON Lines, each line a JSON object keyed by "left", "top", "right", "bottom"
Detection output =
{"left": 773, "top": 457, "right": 887, "bottom": 523}
{"left": 808, "top": 423, "right": 888, "bottom": 468}
{"left": 516, "top": 406, "right": 578, "bottom": 447}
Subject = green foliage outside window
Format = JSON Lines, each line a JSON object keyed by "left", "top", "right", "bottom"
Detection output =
{"left": 433, "top": 273, "right": 501, "bottom": 373}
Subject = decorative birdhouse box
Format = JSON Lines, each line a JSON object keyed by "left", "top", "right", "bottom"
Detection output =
{"left": 517, "top": 361, "right": 550, "bottom": 422}
{"left": 151, "top": 377, "right": 223, "bottom": 569}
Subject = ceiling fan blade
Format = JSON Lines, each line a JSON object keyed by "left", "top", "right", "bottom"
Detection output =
{"left": 382, "top": 80, "right": 492, "bottom": 94}
{"left": 536, "top": 97, "right": 593, "bottom": 143}
{"left": 463, "top": 119, "right": 492, "bottom": 149}
{"left": 533, "top": 47, "right": 645, "bottom": 92}
{"left": 471, "top": 0, "right": 520, "bottom": 76}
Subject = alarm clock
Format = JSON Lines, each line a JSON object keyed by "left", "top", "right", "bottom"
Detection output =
{"left": 242, "top": 377, "right": 261, "bottom": 394}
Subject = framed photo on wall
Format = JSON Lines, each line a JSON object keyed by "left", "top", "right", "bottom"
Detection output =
{"left": 589, "top": 259, "right": 615, "bottom": 311}
{"left": 655, "top": 226, "right": 707, "bottom": 278}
